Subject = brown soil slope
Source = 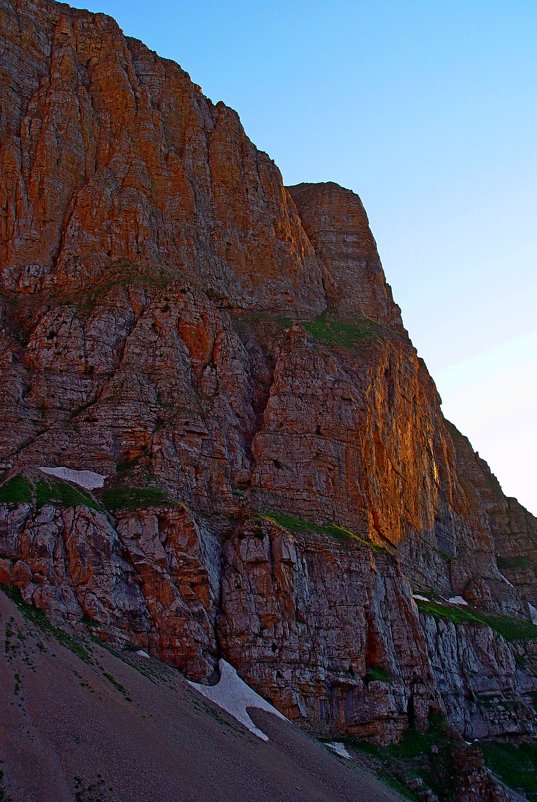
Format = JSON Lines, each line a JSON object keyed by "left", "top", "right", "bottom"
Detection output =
{"left": 0, "top": 589, "right": 403, "bottom": 802}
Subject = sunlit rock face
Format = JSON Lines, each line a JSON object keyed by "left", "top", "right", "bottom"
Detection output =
{"left": 1, "top": 0, "right": 537, "bottom": 746}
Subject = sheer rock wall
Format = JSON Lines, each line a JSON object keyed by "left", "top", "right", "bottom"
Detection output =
{"left": 1, "top": 0, "right": 536, "bottom": 745}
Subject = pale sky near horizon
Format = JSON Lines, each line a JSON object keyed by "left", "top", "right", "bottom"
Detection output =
{"left": 69, "top": 0, "right": 537, "bottom": 515}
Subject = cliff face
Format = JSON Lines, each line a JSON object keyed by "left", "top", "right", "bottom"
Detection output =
{"left": 1, "top": 0, "right": 536, "bottom": 751}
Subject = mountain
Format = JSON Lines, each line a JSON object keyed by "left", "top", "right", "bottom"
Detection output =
{"left": 0, "top": 0, "right": 536, "bottom": 799}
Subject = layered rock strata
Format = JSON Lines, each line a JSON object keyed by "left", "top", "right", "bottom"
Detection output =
{"left": 0, "top": 0, "right": 536, "bottom": 749}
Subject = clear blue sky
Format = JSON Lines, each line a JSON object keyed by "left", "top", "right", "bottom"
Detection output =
{"left": 69, "top": 0, "right": 537, "bottom": 514}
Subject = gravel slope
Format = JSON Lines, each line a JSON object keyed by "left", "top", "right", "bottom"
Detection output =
{"left": 0, "top": 589, "right": 403, "bottom": 802}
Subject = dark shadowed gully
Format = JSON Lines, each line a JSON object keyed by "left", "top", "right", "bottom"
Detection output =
{"left": 0, "top": 0, "right": 536, "bottom": 799}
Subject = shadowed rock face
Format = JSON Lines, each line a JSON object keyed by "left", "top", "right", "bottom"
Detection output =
{"left": 1, "top": 0, "right": 537, "bottom": 750}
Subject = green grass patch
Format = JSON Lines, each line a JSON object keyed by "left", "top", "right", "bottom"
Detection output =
{"left": 416, "top": 600, "right": 484, "bottom": 626}
{"left": 377, "top": 769, "right": 420, "bottom": 802}
{"left": 1, "top": 586, "right": 92, "bottom": 664}
{"left": 387, "top": 719, "right": 445, "bottom": 759}
{"left": 515, "top": 653, "right": 527, "bottom": 669}
{"left": 35, "top": 480, "right": 102, "bottom": 511}
{"left": 434, "top": 548, "right": 453, "bottom": 562}
{"left": 482, "top": 742, "right": 537, "bottom": 801}
{"left": 353, "top": 717, "right": 455, "bottom": 802}
{"left": 155, "top": 397, "right": 177, "bottom": 412}
{"left": 235, "top": 311, "right": 385, "bottom": 348}
{"left": 0, "top": 476, "right": 32, "bottom": 505}
{"left": 100, "top": 485, "right": 170, "bottom": 511}
{"left": 264, "top": 314, "right": 293, "bottom": 329}
{"left": 0, "top": 475, "right": 104, "bottom": 512}
{"left": 75, "top": 259, "right": 173, "bottom": 315}
{"left": 103, "top": 670, "right": 132, "bottom": 702}
{"left": 497, "top": 555, "right": 529, "bottom": 570}
{"left": 233, "top": 311, "right": 293, "bottom": 336}
{"left": 262, "top": 511, "right": 383, "bottom": 551}
{"left": 116, "top": 455, "right": 142, "bottom": 474}
{"left": 364, "top": 665, "right": 392, "bottom": 683}
{"left": 416, "top": 599, "right": 537, "bottom": 642}
{"left": 302, "top": 314, "right": 383, "bottom": 348}
{"left": 482, "top": 613, "right": 537, "bottom": 642}
{"left": 90, "top": 635, "right": 162, "bottom": 685}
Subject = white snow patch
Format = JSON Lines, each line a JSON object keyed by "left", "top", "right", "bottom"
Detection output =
{"left": 39, "top": 467, "right": 106, "bottom": 490}
{"left": 529, "top": 604, "right": 537, "bottom": 625}
{"left": 189, "top": 659, "right": 287, "bottom": 741}
{"left": 135, "top": 650, "right": 150, "bottom": 659}
{"left": 448, "top": 596, "right": 468, "bottom": 606}
{"left": 325, "top": 741, "right": 351, "bottom": 759}
{"left": 412, "top": 594, "right": 430, "bottom": 602}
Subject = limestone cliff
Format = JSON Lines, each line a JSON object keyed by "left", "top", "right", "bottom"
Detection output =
{"left": 1, "top": 0, "right": 536, "bottom": 758}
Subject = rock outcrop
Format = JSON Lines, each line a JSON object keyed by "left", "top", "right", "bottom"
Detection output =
{"left": 1, "top": 0, "right": 536, "bottom": 763}
{"left": 0, "top": 491, "right": 220, "bottom": 677}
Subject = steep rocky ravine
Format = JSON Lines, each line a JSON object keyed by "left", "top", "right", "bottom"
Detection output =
{"left": 1, "top": 0, "right": 536, "bottom": 772}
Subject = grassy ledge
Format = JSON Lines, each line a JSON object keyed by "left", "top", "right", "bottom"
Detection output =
{"left": 0, "top": 474, "right": 173, "bottom": 515}
{"left": 0, "top": 476, "right": 32, "bottom": 504}
{"left": 354, "top": 716, "right": 456, "bottom": 802}
{"left": 261, "top": 511, "right": 383, "bottom": 551}
{"left": 482, "top": 742, "right": 537, "bottom": 801}
{"left": 364, "top": 665, "right": 392, "bottom": 683}
{"left": 100, "top": 485, "right": 170, "bottom": 512}
{"left": 2, "top": 585, "right": 92, "bottom": 664}
{"left": 416, "top": 598, "right": 537, "bottom": 641}
{"left": 377, "top": 769, "right": 420, "bottom": 802}
{"left": 0, "top": 475, "right": 102, "bottom": 511}
{"left": 2, "top": 586, "right": 135, "bottom": 704}
{"left": 497, "top": 555, "right": 530, "bottom": 570}
{"left": 302, "top": 314, "right": 383, "bottom": 348}
{"left": 35, "top": 479, "right": 102, "bottom": 511}
{"left": 232, "top": 311, "right": 293, "bottom": 337}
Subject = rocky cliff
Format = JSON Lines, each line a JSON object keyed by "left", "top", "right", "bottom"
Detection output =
{"left": 1, "top": 0, "right": 536, "bottom": 764}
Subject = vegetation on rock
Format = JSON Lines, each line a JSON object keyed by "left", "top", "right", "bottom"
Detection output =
{"left": 35, "top": 480, "right": 102, "bottom": 511}
{"left": 262, "top": 511, "right": 383, "bottom": 550}
{"left": 0, "top": 476, "right": 32, "bottom": 505}
{"left": 482, "top": 741, "right": 537, "bottom": 801}
{"left": 302, "top": 314, "right": 383, "bottom": 348}
{"left": 416, "top": 598, "right": 537, "bottom": 641}
{"left": 100, "top": 485, "right": 170, "bottom": 511}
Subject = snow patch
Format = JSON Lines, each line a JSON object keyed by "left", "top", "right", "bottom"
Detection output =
{"left": 412, "top": 594, "right": 430, "bottom": 602}
{"left": 39, "top": 467, "right": 106, "bottom": 490}
{"left": 325, "top": 741, "right": 351, "bottom": 759}
{"left": 448, "top": 596, "right": 468, "bottom": 606}
{"left": 136, "top": 650, "right": 150, "bottom": 659}
{"left": 189, "top": 659, "right": 287, "bottom": 741}
{"left": 529, "top": 604, "right": 537, "bottom": 626}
